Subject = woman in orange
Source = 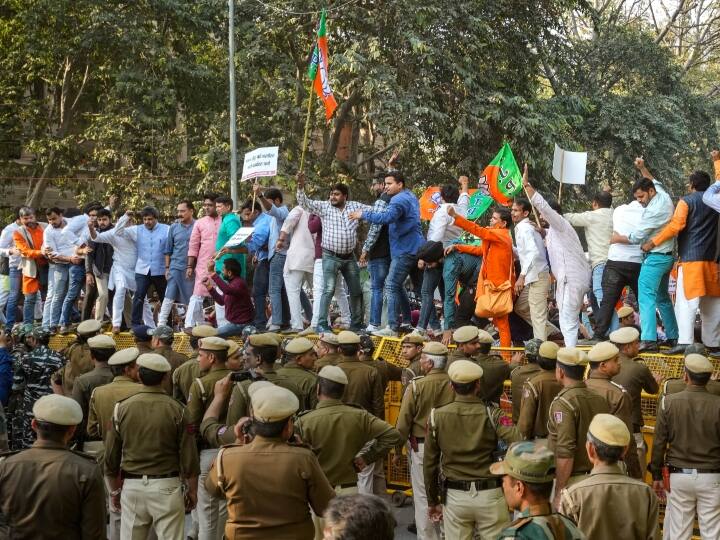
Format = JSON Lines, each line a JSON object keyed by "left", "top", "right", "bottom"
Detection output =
{"left": 446, "top": 206, "right": 514, "bottom": 346}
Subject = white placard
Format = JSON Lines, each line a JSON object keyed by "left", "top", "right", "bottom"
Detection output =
{"left": 552, "top": 144, "right": 587, "bottom": 185}
{"left": 241, "top": 146, "right": 279, "bottom": 181}
{"left": 223, "top": 227, "right": 254, "bottom": 248}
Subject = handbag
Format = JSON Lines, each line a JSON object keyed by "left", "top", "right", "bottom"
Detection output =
{"left": 474, "top": 250, "right": 513, "bottom": 319}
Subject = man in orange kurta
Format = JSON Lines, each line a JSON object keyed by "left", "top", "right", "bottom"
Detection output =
{"left": 643, "top": 166, "right": 720, "bottom": 355}
{"left": 447, "top": 207, "right": 514, "bottom": 346}
{"left": 13, "top": 208, "right": 47, "bottom": 323}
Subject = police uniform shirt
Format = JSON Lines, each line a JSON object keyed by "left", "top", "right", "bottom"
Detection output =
{"left": 87, "top": 375, "right": 142, "bottom": 441}
{"left": 612, "top": 353, "right": 659, "bottom": 432}
{"left": 477, "top": 353, "right": 512, "bottom": 405}
{"left": 185, "top": 366, "right": 233, "bottom": 448}
{"left": 277, "top": 363, "right": 318, "bottom": 411}
{"left": 59, "top": 341, "right": 93, "bottom": 394}
{"left": 395, "top": 368, "right": 454, "bottom": 441}
{"left": 314, "top": 352, "right": 341, "bottom": 372}
{"left": 172, "top": 355, "right": 202, "bottom": 404}
{"left": 510, "top": 363, "right": 542, "bottom": 422}
{"left": 661, "top": 378, "right": 720, "bottom": 398}
{"left": 335, "top": 356, "right": 385, "bottom": 419}
{"left": 517, "top": 370, "right": 562, "bottom": 440}
{"left": 155, "top": 345, "right": 189, "bottom": 395}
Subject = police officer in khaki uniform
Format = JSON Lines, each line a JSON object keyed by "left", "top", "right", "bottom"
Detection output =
{"left": 278, "top": 337, "right": 319, "bottom": 411}
{"left": 104, "top": 353, "right": 200, "bottom": 539}
{"left": 609, "top": 326, "right": 660, "bottom": 473}
{"left": 491, "top": 441, "right": 584, "bottom": 540}
{"left": 585, "top": 341, "right": 642, "bottom": 479}
{"left": 173, "top": 325, "right": 218, "bottom": 404}
{"left": 547, "top": 347, "right": 609, "bottom": 510}
{"left": 205, "top": 385, "right": 335, "bottom": 539}
{"left": 226, "top": 339, "right": 243, "bottom": 371}
{"left": 55, "top": 318, "right": 103, "bottom": 395}
{"left": 86, "top": 346, "right": 142, "bottom": 540}
{"left": 651, "top": 354, "right": 720, "bottom": 539}
{"left": 510, "top": 339, "right": 543, "bottom": 422}
{"left": 314, "top": 333, "right": 342, "bottom": 371}
{"left": 185, "top": 336, "right": 233, "bottom": 540}
{"left": 424, "top": 360, "right": 521, "bottom": 539}
{"left": 475, "top": 329, "right": 513, "bottom": 405}
{"left": 72, "top": 334, "right": 116, "bottom": 453}
{"left": 358, "top": 334, "right": 402, "bottom": 392}
{"left": 660, "top": 343, "right": 720, "bottom": 397}
{"left": 395, "top": 341, "right": 454, "bottom": 540}
{"left": 560, "top": 414, "right": 659, "bottom": 539}
{"left": 447, "top": 325, "right": 482, "bottom": 368}
{"left": 335, "top": 331, "right": 384, "bottom": 419}
{"left": 517, "top": 341, "right": 561, "bottom": 442}
{"left": 0, "top": 394, "right": 106, "bottom": 538}
{"left": 400, "top": 332, "right": 426, "bottom": 383}
{"left": 149, "top": 325, "right": 189, "bottom": 395}
{"left": 295, "top": 365, "right": 402, "bottom": 540}
{"left": 131, "top": 324, "right": 155, "bottom": 354}
{"left": 616, "top": 304, "right": 636, "bottom": 328}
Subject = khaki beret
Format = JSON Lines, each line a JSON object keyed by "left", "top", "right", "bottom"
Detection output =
{"left": 108, "top": 347, "right": 140, "bottom": 366}
{"left": 227, "top": 340, "right": 240, "bottom": 357}
{"left": 616, "top": 305, "right": 634, "bottom": 319}
{"left": 476, "top": 329, "right": 494, "bottom": 344}
{"left": 588, "top": 413, "right": 630, "bottom": 447}
{"left": 452, "top": 325, "right": 479, "bottom": 344}
{"left": 685, "top": 353, "right": 714, "bottom": 374}
{"left": 337, "top": 330, "right": 361, "bottom": 345}
{"left": 200, "top": 336, "right": 230, "bottom": 351}
{"left": 87, "top": 334, "right": 117, "bottom": 349}
{"left": 137, "top": 353, "right": 171, "bottom": 373}
{"left": 539, "top": 341, "right": 559, "bottom": 360}
{"left": 556, "top": 347, "right": 588, "bottom": 367}
{"left": 587, "top": 342, "right": 619, "bottom": 363}
{"left": 285, "top": 337, "right": 315, "bottom": 355}
{"left": 489, "top": 441, "right": 556, "bottom": 483}
{"left": 247, "top": 380, "right": 274, "bottom": 399}
{"left": 402, "top": 333, "right": 426, "bottom": 345}
{"left": 448, "top": 359, "right": 483, "bottom": 383}
{"left": 192, "top": 325, "right": 219, "bottom": 338}
{"left": 251, "top": 386, "right": 299, "bottom": 422}
{"left": 423, "top": 341, "right": 448, "bottom": 355}
{"left": 76, "top": 319, "right": 102, "bottom": 336}
{"left": 248, "top": 334, "right": 280, "bottom": 348}
{"left": 319, "top": 333, "right": 339, "bottom": 346}
{"left": 33, "top": 394, "right": 83, "bottom": 426}
{"left": 609, "top": 326, "right": 640, "bottom": 345}
{"left": 318, "top": 365, "right": 348, "bottom": 385}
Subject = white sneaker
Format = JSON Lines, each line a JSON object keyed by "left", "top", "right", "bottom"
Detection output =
{"left": 365, "top": 324, "right": 381, "bottom": 333}
{"left": 266, "top": 324, "right": 282, "bottom": 332}
{"left": 372, "top": 327, "right": 398, "bottom": 337}
{"left": 297, "top": 327, "right": 316, "bottom": 336}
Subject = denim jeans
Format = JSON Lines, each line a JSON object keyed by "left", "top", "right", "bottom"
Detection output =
{"left": 217, "top": 322, "right": 250, "bottom": 338}
{"left": 268, "top": 253, "right": 290, "bottom": 326}
{"left": 5, "top": 267, "right": 21, "bottom": 327}
{"left": 318, "top": 251, "right": 363, "bottom": 332}
{"left": 132, "top": 272, "right": 167, "bottom": 326}
{"left": 46, "top": 263, "right": 68, "bottom": 328}
{"left": 252, "top": 259, "right": 269, "bottom": 328}
{"left": 592, "top": 262, "right": 618, "bottom": 334}
{"left": 442, "top": 251, "right": 479, "bottom": 331}
{"left": 385, "top": 253, "right": 417, "bottom": 331}
{"left": 418, "top": 266, "right": 442, "bottom": 331}
{"left": 23, "top": 266, "right": 48, "bottom": 323}
{"left": 638, "top": 253, "right": 678, "bottom": 342}
{"left": 60, "top": 263, "right": 85, "bottom": 326}
{"left": 367, "top": 257, "right": 390, "bottom": 327}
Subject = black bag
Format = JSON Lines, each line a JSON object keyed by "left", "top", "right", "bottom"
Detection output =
{"left": 0, "top": 255, "right": 9, "bottom": 276}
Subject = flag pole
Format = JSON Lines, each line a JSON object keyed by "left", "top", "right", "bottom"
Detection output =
{"left": 299, "top": 82, "right": 315, "bottom": 173}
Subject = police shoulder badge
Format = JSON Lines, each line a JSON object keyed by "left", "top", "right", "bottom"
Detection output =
{"left": 554, "top": 411, "right": 563, "bottom": 423}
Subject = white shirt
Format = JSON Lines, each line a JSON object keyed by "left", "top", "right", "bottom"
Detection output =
{"left": 564, "top": 207, "right": 613, "bottom": 268}
{"left": 91, "top": 214, "right": 138, "bottom": 272}
{"left": 426, "top": 193, "right": 470, "bottom": 248}
{"left": 514, "top": 217, "right": 549, "bottom": 284}
{"left": 607, "top": 202, "right": 644, "bottom": 264}
{"left": 280, "top": 206, "right": 315, "bottom": 274}
{"left": 42, "top": 221, "right": 78, "bottom": 259}
{"left": 0, "top": 222, "right": 21, "bottom": 269}
{"left": 531, "top": 192, "right": 590, "bottom": 286}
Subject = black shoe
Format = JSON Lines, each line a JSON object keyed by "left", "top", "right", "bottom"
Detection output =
{"left": 407, "top": 523, "right": 417, "bottom": 534}
{"left": 639, "top": 340, "right": 659, "bottom": 353}
{"left": 665, "top": 344, "right": 687, "bottom": 356}
{"left": 659, "top": 338, "right": 678, "bottom": 348}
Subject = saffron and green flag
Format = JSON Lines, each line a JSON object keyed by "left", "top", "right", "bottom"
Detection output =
{"left": 465, "top": 191, "right": 494, "bottom": 220}
{"left": 483, "top": 142, "right": 523, "bottom": 206}
{"left": 308, "top": 10, "right": 338, "bottom": 121}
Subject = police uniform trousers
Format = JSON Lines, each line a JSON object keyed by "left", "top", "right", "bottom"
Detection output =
{"left": 409, "top": 442, "right": 440, "bottom": 540}
{"left": 198, "top": 448, "right": 227, "bottom": 540}
{"left": 312, "top": 484, "right": 358, "bottom": 540}
{"left": 664, "top": 471, "right": 720, "bottom": 540}
{"left": 121, "top": 476, "right": 184, "bottom": 540}
{"left": 443, "top": 485, "right": 509, "bottom": 540}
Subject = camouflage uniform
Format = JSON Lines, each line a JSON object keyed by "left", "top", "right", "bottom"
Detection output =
{"left": 6, "top": 325, "right": 32, "bottom": 450}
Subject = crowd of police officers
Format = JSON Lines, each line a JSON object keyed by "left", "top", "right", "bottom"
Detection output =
{"left": 0, "top": 322, "right": 719, "bottom": 540}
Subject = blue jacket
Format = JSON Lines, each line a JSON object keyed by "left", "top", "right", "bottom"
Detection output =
{"left": 0, "top": 347, "right": 11, "bottom": 405}
{"left": 362, "top": 189, "right": 424, "bottom": 257}
{"left": 245, "top": 213, "right": 272, "bottom": 261}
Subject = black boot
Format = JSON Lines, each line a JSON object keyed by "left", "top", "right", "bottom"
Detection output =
{"left": 639, "top": 340, "right": 659, "bottom": 353}
{"left": 665, "top": 343, "right": 687, "bottom": 356}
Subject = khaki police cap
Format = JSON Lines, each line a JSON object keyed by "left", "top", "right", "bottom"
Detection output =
{"left": 251, "top": 385, "right": 299, "bottom": 422}
{"left": 610, "top": 326, "right": 640, "bottom": 345}
{"left": 248, "top": 334, "right": 279, "bottom": 348}
{"left": 587, "top": 342, "right": 619, "bottom": 363}
{"left": 476, "top": 329, "right": 494, "bottom": 344}
{"left": 447, "top": 359, "right": 483, "bottom": 383}
{"left": 76, "top": 319, "right": 102, "bottom": 336}
{"left": 489, "top": 441, "right": 556, "bottom": 483}
{"left": 87, "top": 334, "right": 117, "bottom": 349}
{"left": 227, "top": 340, "right": 240, "bottom": 357}
{"left": 588, "top": 413, "right": 630, "bottom": 447}
{"left": 192, "top": 325, "right": 219, "bottom": 338}
{"left": 319, "top": 333, "right": 339, "bottom": 346}
{"left": 33, "top": 394, "right": 83, "bottom": 426}
{"left": 616, "top": 305, "right": 634, "bottom": 319}
{"left": 200, "top": 336, "right": 230, "bottom": 351}
{"left": 285, "top": 337, "right": 315, "bottom": 355}
{"left": 108, "top": 347, "right": 140, "bottom": 366}
{"left": 318, "top": 365, "right": 348, "bottom": 385}
{"left": 452, "top": 325, "right": 479, "bottom": 344}
{"left": 556, "top": 347, "right": 588, "bottom": 367}
{"left": 402, "top": 333, "right": 426, "bottom": 345}
{"left": 247, "top": 380, "right": 274, "bottom": 399}
{"left": 423, "top": 341, "right": 448, "bottom": 355}
{"left": 137, "top": 353, "right": 171, "bottom": 373}
{"left": 265, "top": 332, "right": 283, "bottom": 344}
{"left": 685, "top": 353, "right": 714, "bottom": 374}
{"left": 539, "top": 341, "right": 559, "bottom": 360}
{"left": 337, "top": 331, "right": 361, "bottom": 345}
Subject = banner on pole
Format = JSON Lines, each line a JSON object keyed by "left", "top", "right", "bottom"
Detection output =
{"left": 241, "top": 147, "right": 279, "bottom": 182}
{"left": 552, "top": 144, "right": 587, "bottom": 185}
{"left": 223, "top": 227, "right": 255, "bottom": 248}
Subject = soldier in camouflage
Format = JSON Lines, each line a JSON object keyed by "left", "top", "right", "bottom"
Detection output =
{"left": 6, "top": 324, "right": 32, "bottom": 450}
{"left": 11, "top": 327, "right": 66, "bottom": 449}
